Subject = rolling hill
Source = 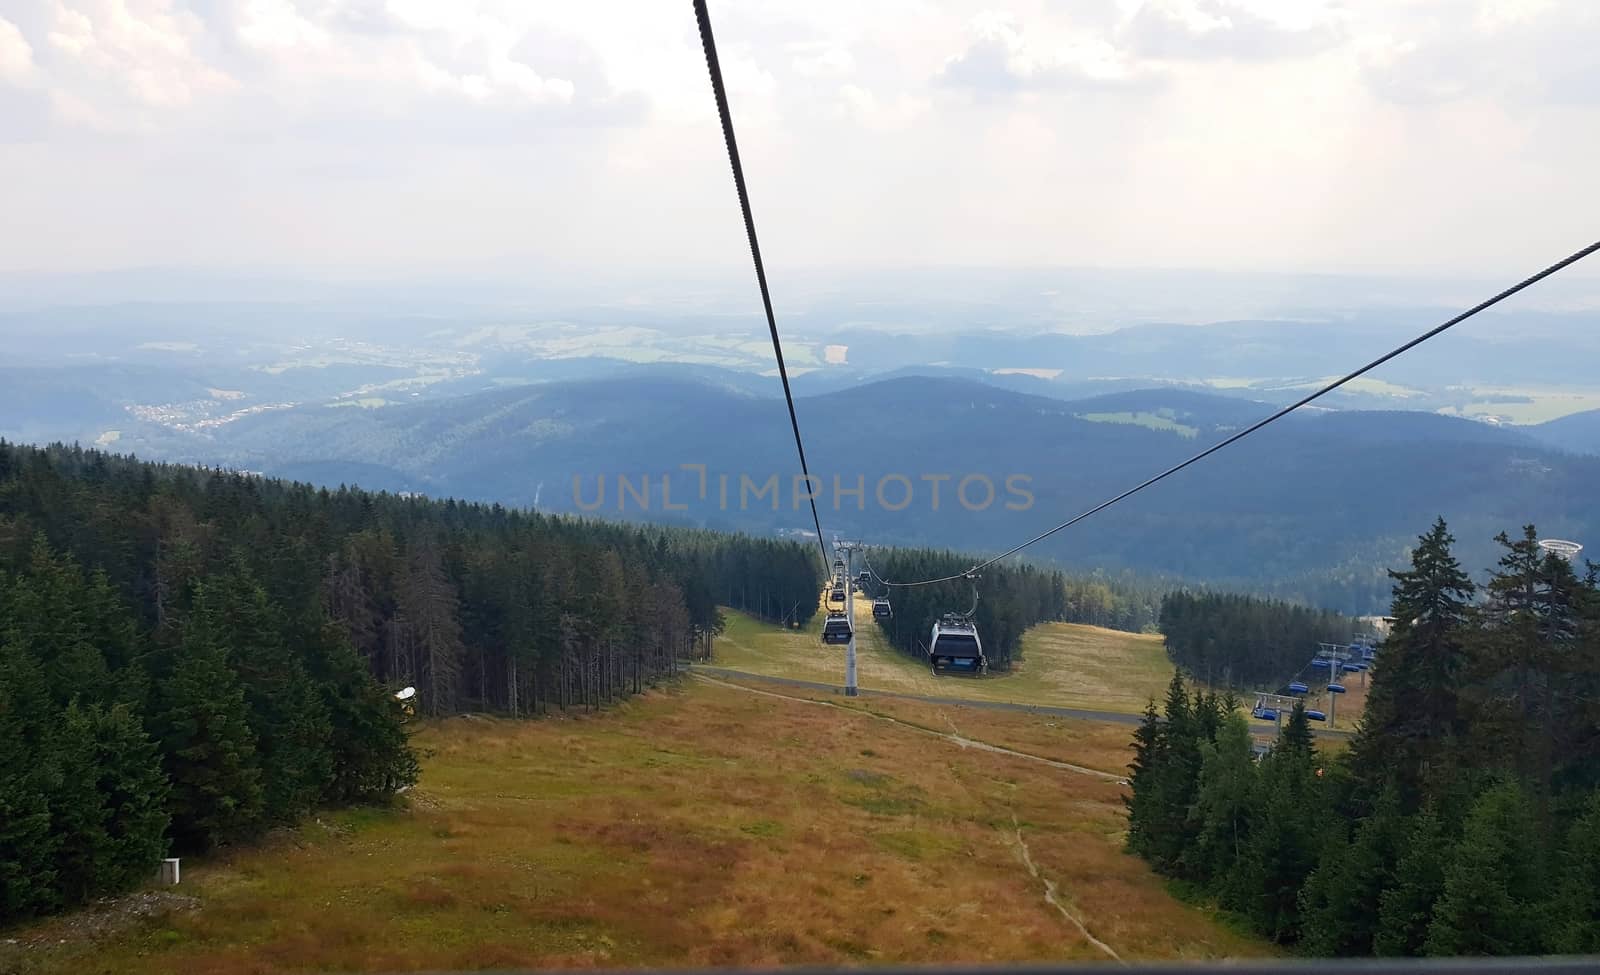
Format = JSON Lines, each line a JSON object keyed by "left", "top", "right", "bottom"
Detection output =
{"left": 114, "top": 373, "right": 1600, "bottom": 613}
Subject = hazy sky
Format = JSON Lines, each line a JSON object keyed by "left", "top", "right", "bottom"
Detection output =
{"left": 2, "top": 0, "right": 1597, "bottom": 279}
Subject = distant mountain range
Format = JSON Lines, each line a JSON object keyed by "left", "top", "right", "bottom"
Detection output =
{"left": 91, "top": 371, "right": 1599, "bottom": 614}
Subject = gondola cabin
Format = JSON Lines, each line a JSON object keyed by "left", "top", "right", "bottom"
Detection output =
{"left": 830, "top": 585, "right": 846, "bottom": 602}
{"left": 929, "top": 615, "right": 985, "bottom": 675}
{"left": 822, "top": 612, "right": 852, "bottom": 645}
{"left": 872, "top": 598, "right": 892, "bottom": 620}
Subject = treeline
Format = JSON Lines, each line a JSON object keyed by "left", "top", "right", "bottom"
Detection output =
{"left": 0, "top": 441, "right": 823, "bottom": 921}
{"left": 0, "top": 533, "right": 417, "bottom": 922}
{"left": 1159, "top": 590, "right": 1356, "bottom": 688}
{"left": 1060, "top": 572, "right": 1164, "bottom": 633}
{"left": 1125, "top": 519, "right": 1600, "bottom": 955}
{"left": 865, "top": 549, "right": 1068, "bottom": 671}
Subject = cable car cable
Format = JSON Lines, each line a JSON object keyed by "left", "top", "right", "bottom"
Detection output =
{"left": 693, "top": 0, "right": 830, "bottom": 571}
{"left": 865, "top": 239, "right": 1600, "bottom": 588}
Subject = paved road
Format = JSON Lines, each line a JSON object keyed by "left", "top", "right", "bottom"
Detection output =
{"left": 686, "top": 663, "right": 1354, "bottom": 740}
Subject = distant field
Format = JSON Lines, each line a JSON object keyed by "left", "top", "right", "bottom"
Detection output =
{"left": 713, "top": 600, "right": 1174, "bottom": 715}
{"left": 5, "top": 681, "right": 1267, "bottom": 972}
{"left": 1076, "top": 411, "right": 1199, "bottom": 438}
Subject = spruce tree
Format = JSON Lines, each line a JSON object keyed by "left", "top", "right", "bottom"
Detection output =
{"left": 1123, "top": 698, "right": 1165, "bottom": 858}
{"left": 204, "top": 557, "right": 333, "bottom": 823}
{"left": 1148, "top": 672, "right": 1203, "bottom": 873}
{"left": 1424, "top": 780, "right": 1546, "bottom": 956}
{"left": 1185, "top": 711, "right": 1256, "bottom": 887}
{"left": 85, "top": 702, "right": 171, "bottom": 894}
{"left": 303, "top": 623, "right": 419, "bottom": 803}
{"left": 0, "top": 638, "right": 60, "bottom": 918}
{"left": 144, "top": 596, "right": 264, "bottom": 852}
{"left": 1374, "top": 807, "right": 1451, "bottom": 956}
{"left": 49, "top": 702, "right": 114, "bottom": 907}
{"left": 1548, "top": 790, "right": 1600, "bottom": 953}
{"left": 1351, "top": 518, "right": 1473, "bottom": 811}
{"left": 1226, "top": 703, "right": 1320, "bottom": 943}
{"left": 1298, "top": 786, "right": 1406, "bottom": 956}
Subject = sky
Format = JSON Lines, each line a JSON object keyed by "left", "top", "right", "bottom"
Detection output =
{"left": 1, "top": 0, "right": 1598, "bottom": 281}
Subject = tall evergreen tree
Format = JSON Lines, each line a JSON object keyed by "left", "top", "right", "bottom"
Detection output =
{"left": 82, "top": 702, "right": 171, "bottom": 894}
{"left": 1298, "top": 786, "right": 1406, "bottom": 956}
{"left": 0, "top": 638, "right": 60, "bottom": 918}
{"left": 1424, "top": 780, "right": 1546, "bottom": 956}
{"left": 1373, "top": 808, "right": 1451, "bottom": 956}
{"left": 1548, "top": 790, "right": 1600, "bottom": 954}
{"left": 143, "top": 594, "right": 264, "bottom": 851}
{"left": 1184, "top": 711, "right": 1256, "bottom": 886}
{"left": 1123, "top": 698, "right": 1165, "bottom": 858}
{"left": 1351, "top": 518, "right": 1473, "bottom": 810}
{"left": 1225, "top": 703, "right": 1320, "bottom": 943}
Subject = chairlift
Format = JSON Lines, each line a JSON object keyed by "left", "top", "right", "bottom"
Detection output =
{"left": 1256, "top": 708, "right": 1279, "bottom": 722}
{"left": 929, "top": 614, "right": 985, "bottom": 676}
{"left": 1341, "top": 662, "right": 1365, "bottom": 673}
{"left": 1306, "top": 709, "right": 1327, "bottom": 722}
{"left": 1287, "top": 681, "right": 1309, "bottom": 694}
{"left": 1328, "top": 682, "right": 1347, "bottom": 694}
{"left": 1309, "top": 658, "right": 1332, "bottom": 669}
{"left": 822, "top": 611, "right": 852, "bottom": 645}
{"left": 872, "top": 598, "right": 892, "bottom": 620}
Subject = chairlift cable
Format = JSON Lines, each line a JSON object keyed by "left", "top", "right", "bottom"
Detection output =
{"left": 693, "top": 0, "right": 830, "bottom": 571}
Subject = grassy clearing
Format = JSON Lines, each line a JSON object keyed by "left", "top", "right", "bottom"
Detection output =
{"left": 714, "top": 601, "right": 1174, "bottom": 716}
{"left": 1076, "top": 411, "right": 1199, "bottom": 438}
{"left": 4, "top": 681, "right": 1267, "bottom": 973}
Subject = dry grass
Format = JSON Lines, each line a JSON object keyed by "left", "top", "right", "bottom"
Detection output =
{"left": 714, "top": 601, "right": 1173, "bottom": 715}
{"left": 6, "top": 681, "right": 1268, "bottom": 973}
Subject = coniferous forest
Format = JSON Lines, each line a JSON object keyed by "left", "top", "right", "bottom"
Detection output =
{"left": 1159, "top": 591, "right": 1357, "bottom": 688}
{"left": 0, "top": 442, "right": 823, "bottom": 923}
{"left": 1125, "top": 518, "right": 1600, "bottom": 955}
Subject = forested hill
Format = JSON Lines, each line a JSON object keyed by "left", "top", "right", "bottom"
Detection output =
{"left": 0, "top": 440, "right": 825, "bottom": 919}
{"left": 0, "top": 442, "right": 826, "bottom": 716}
{"left": 113, "top": 373, "right": 1600, "bottom": 613}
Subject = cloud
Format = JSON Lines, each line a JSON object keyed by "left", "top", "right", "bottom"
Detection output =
{"left": 938, "top": 11, "right": 1162, "bottom": 94}
{"left": 1363, "top": 1, "right": 1600, "bottom": 106}
{"left": 1119, "top": 0, "right": 1346, "bottom": 61}
{"left": 0, "top": 16, "right": 36, "bottom": 82}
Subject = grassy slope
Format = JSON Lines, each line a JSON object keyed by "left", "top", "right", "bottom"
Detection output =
{"left": 713, "top": 598, "right": 1175, "bottom": 715}
{"left": 6, "top": 682, "right": 1267, "bottom": 973}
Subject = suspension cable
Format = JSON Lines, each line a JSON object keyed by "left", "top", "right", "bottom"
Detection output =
{"left": 693, "top": 0, "right": 830, "bottom": 571}
{"left": 869, "top": 240, "right": 1600, "bottom": 588}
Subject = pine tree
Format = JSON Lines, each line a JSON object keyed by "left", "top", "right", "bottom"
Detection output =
{"left": 0, "top": 638, "right": 60, "bottom": 918}
{"left": 49, "top": 702, "right": 116, "bottom": 907}
{"left": 1424, "top": 780, "right": 1546, "bottom": 956}
{"left": 1374, "top": 807, "right": 1451, "bottom": 956}
{"left": 1225, "top": 703, "right": 1320, "bottom": 943}
{"left": 144, "top": 596, "right": 265, "bottom": 852}
{"left": 78, "top": 702, "right": 172, "bottom": 895}
{"left": 303, "top": 623, "right": 419, "bottom": 803}
{"left": 1147, "top": 672, "right": 1203, "bottom": 873}
{"left": 204, "top": 556, "right": 333, "bottom": 824}
{"left": 1124, "top": 698, "right": 1165, "bottom": 857}
{"left": 1298, "top": 786, "right": 1406, "bottom": 956}
{"left": 1184, "top": 711, "right": 1256, "bottom": 887}
{"left": 1351, "top": 518, "right": 1473, "bottom": 811}
{"left": 1548, "top": 790, "right": 1600, "bottom": 953}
